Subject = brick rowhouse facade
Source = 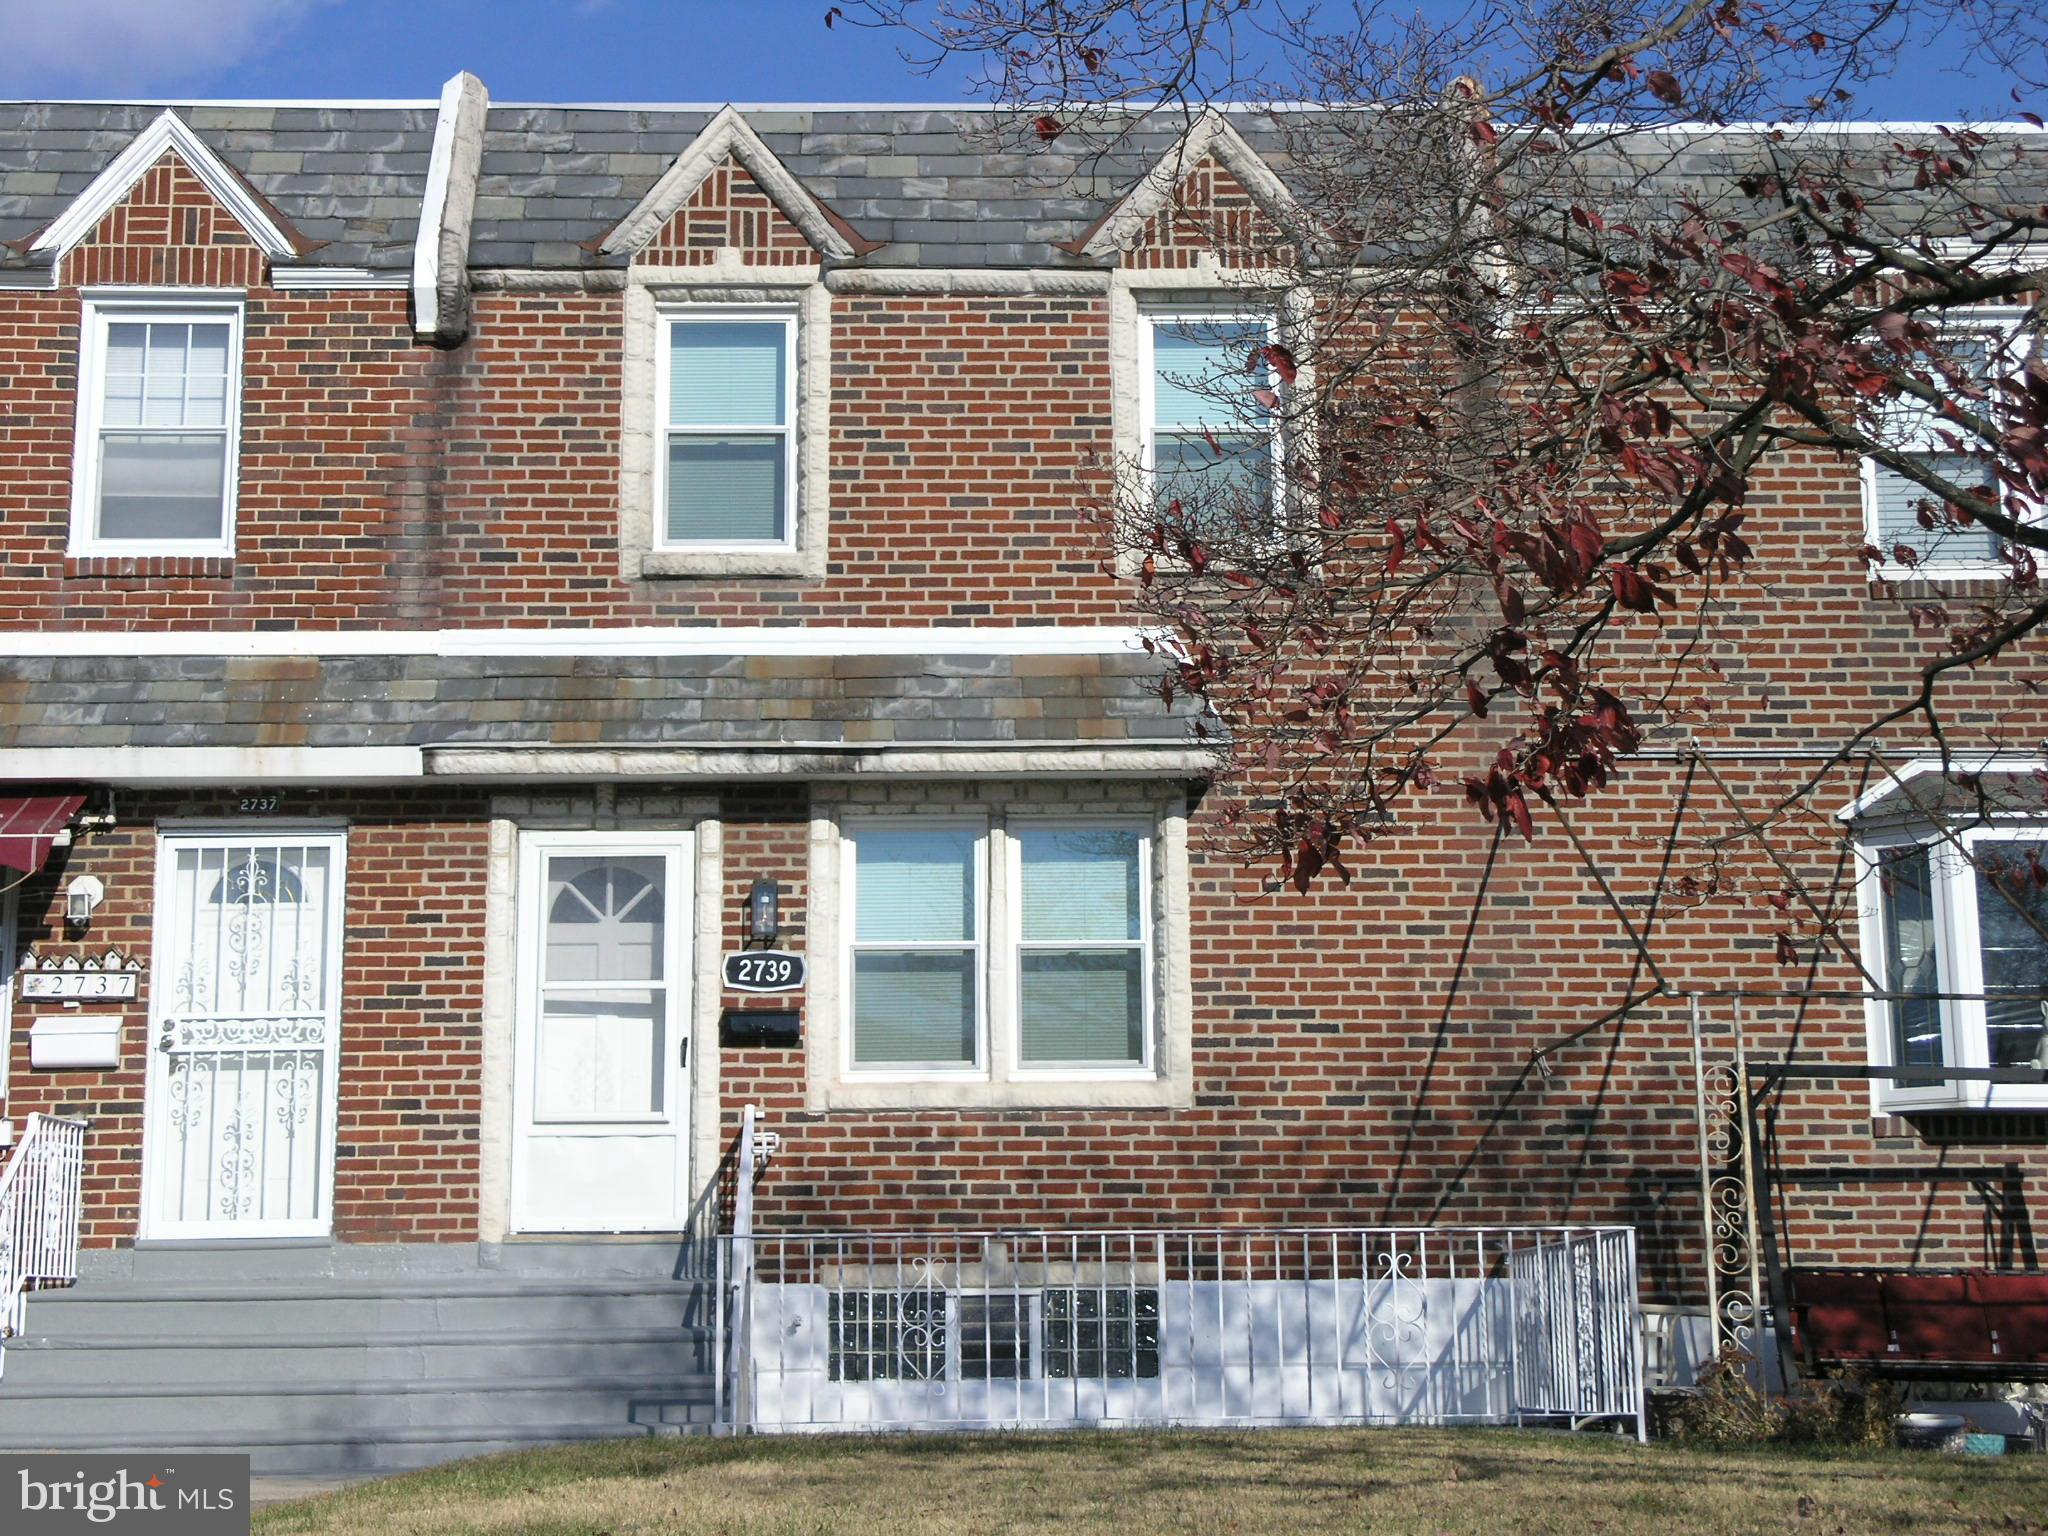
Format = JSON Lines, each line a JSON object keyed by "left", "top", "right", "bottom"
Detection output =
{"left": 0, "top": 95, "right": 2043, "bottom": 1320}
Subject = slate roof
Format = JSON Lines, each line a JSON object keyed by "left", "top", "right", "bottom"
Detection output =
{"left": 0, "top": 652, "right": 1198, "bottom": 751}
{"left": 0, "top": 100, "right": 2035, "bottom": 274}
{"left": 0, "top": 102, "right": 439, "bottom": 267}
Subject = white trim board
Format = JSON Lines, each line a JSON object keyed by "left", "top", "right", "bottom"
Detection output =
{"left": 29, "top": 109, "right": 296, "bottom": 263}
{"left": 0, "top": 747, "right": 424, "bottom": 784}
{"left": 270, "top": 267, "right": 410, "bottom": 291}
{"left": 0, "top": 625, "right": 1155, "bottom": 658}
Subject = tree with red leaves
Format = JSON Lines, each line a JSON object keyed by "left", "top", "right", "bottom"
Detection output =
{"left": 841, "top": 0, "right": 2047, "bottom": 913}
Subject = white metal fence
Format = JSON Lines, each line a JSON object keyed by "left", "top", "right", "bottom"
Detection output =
{"left": 717, "top": 1223, "right": 1643, "bottom": 1438}
{"left": 0, "top": 1114, "right": 87, "bottom": 1379}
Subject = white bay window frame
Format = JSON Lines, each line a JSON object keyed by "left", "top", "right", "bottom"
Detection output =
{"left": 1857, "top": 818, "right": 2048, "bottom": 1112}
{"left": 69, "top": 291, "right": 244, "bottom": 560}
{"left": 654, "top": 305, "right": 799, "bottom": 554}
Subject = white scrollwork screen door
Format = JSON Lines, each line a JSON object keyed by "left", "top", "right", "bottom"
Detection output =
{"left": 143, "top": 832, "right": 346, "bottom": 1239}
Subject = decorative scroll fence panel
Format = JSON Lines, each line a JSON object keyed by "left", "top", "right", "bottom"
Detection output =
{"left": 720, "top": 1225, "right": 1643, "bottom": 1438}
{"left": 0, "top": 1114, "right": 88, "bottom": 1380}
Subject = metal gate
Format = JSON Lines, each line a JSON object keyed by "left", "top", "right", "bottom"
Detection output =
{"left": 142, "top": 831, "right": 346, "bottom": 1239}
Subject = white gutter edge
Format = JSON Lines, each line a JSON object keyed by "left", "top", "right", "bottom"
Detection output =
{"left": 0, "top": 625, "right": 1158, "bottom": 658}
{"left": 0, "top": 747, "right": 424, "bottom": 785}
{"left": 423, "top": 744, "right": 1214, "bottom": 780}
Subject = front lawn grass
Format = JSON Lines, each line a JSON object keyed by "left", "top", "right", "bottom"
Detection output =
{"left": 254, "top": 1427, "right": 2048, "bottom": 1536}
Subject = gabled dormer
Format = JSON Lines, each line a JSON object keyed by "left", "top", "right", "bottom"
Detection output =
{"left": 1069, "top": 109, "right": 1303, "bottom": 271}
{"left": 598, "top": 103, "right": 878, "bottom": 269}
{"left": 28, "top": 109, "right": 304, "bottom": 289}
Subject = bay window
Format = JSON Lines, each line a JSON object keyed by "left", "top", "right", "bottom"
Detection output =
{"left": 1860, "top": 822, "right": 2048, "bottom": 1109}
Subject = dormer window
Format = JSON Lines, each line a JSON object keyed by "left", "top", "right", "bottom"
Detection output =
{"left": 1863, "top": 311, "right": 2037, "bottom": 578}
{"left": 70, "top": 296, "right": 242, "bottom": 558}
{"left": 1140, "top": 311, "right": 1280, "bottom": 535}
{"left": 657, "top": 309, "right": 796, "bottom": 549}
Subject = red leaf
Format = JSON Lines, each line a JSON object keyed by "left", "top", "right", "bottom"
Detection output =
{"left": 1465, "top": 679, "right": 1489, "bottom": 718}
{"left": 1386, "top": 519, "right": 1406, "bottom": 573}
{"left": 1252, "top": 387, "right": 1281, "bottom": 410}
{"left": 1034, "top": 115, "right": 1065, "bottom": 143}
{"left": 824, "top": 5, "right": 842, "bottom": 24}
{"left": 1292, "top": 841, "right": 1325, "bottom": 894}
{"left": 1646, "top": 70, "right": 1684, "bottom": 105}
{"left": 1505, "top": 789, "right": 1534, "bottom": 840}
{"left": 1263, "top": 344, "right": 1300, "bottom": 384}
{"left": 1468, "top": 119, "right": 1500, "bottom": 147}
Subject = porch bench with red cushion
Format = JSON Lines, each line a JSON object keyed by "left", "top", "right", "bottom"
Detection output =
{"left": 1788, "top": 1268, "right": 2048, "bottom": 1376}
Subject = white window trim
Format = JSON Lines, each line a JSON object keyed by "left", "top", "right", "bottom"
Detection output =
{"left": 1857, "top": 818, "right": 2048, "bottom": 1112}
{"left": 1138, "top": 307, "right": 1284, "bottom": 527}
{"left": 838, "top": 814, "right": 991, "bottom": 1082}
{"left": 1862, "top": 306, "right": 2038, "bottom": 582}
{"left": 617, "top": 263, "right": 830, "bottom": 581}
{"left": 653, "top": 305, "right": 799, "bottom": 555}
{"left": 0, "top": 885, "right": 16, "bottom": 1108}
{"left": 69, "top": 293, "right": 244, "bottom": 560}
{"left": 1007, "top": 814, "right": 1156, "bottom": 1081}
{"left": 807, "top": 788, "right": 1195, "bottom": 1112}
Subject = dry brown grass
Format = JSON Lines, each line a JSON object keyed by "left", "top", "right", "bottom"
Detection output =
{"left": 253, "top": 1427, "right": 2048, "bottom": 1536}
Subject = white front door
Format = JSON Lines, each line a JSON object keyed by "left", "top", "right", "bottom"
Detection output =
{"left": 142, "top": 831, "right": 347, "bottom": 1240}
{"left": 511, "top": 831, "right": 693, "bottom": 1233}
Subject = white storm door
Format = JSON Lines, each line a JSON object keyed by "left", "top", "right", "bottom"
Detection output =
{"left": 143, "top": 831, "right": 346, "bottom": 1240}
{"left": 512, "top": 832, "right": 693, "bottom": 1233}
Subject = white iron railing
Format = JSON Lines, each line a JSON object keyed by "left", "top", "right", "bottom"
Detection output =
{"left": 0, "top": 1114, "right": 88, "bottom": 1380}
{"left": 714, "top": 1105, "right": 759, "bottom": 1432}
{"left": 719, "top": 1223, "right": 1644, "bottom": 1439}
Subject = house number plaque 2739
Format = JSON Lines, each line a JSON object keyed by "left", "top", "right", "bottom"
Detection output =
{"left": 723, "top": 951, "right": 806, "bottom": 993}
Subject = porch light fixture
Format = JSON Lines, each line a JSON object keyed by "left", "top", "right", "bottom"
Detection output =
{"left": 748, "top": 878, "right": 781, "bottom": 944}
{"left": 65, "top": 874, "right": 105, "bottom": 930}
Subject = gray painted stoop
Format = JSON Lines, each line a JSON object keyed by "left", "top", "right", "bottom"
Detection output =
{"left": 0, "top": 1241, "right": 717, "bottom": 1475}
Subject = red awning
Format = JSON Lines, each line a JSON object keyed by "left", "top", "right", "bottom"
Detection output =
{"left": 0, "top": 794, "right": 85, "bottom": 875}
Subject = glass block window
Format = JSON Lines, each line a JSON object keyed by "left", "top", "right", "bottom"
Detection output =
{"left": 847, "top": 823, "right": 982, "bottom": 1069}
{"left": 661, "top": 314, "right": 794, "bottom": 545}
{"left": 1016, "top": 825, "right": 1150, "bottom": 1066}
{"left": 1043, "top": 1287, "right": 1161, "bottom": 1379}
{"left": 77, "top": 304, "right": 240, "bottom": 552}
{"left": 1146, "top": 313, "right": 1276, "bottom": 531}
{"left": 827, "top": 1290, "right": 948, "bottom": 1381}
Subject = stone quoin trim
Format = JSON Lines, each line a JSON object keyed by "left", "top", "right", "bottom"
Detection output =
{"left": 412, "top": 70, "right": 490, "bottom": 343}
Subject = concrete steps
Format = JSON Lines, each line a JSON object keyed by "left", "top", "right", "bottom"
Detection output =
{"left": 0, "top": 1241, "right": 721, "bottom": 1475}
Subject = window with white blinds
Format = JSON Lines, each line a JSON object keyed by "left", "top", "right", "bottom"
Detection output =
{"left": 1863, "top": 316, "right": 2035, "bottom": 572}
{"left": 659, "top": 312, "right": 795, "bottom": 546}
{"left": 842, "top": 815, "right": 1156, "bottom": 1077}
{"left": 1143, "top": 312, "right": 1278, "bottom": 533}
{"left": 847, "top": 822, "right": 984, "bottom": 1069}
{"left": 72, "top": 300, "right": 242, "bottom": 555}
{"left": 1016, "top": 824, "right": 1150, "bottom": 1066}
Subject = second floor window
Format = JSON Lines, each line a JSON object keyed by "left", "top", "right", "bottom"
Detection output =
{"left": 657, "top": 310, "right": 796, "bottom": 548}
{"left": 72, "top": 299, "right": 242, "bottom": 557}
{"left": 1142, "top": 311, "right": 1279, "bottom": 535}
{"left": 1864, "top": 313, "right": 2035, "bottom": 575}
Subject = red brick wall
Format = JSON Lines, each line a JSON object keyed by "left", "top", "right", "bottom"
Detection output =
{"left": 635, "top": 157, "right": 818, "bottom": 267}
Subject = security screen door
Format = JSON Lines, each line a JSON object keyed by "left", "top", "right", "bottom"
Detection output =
{"left": 511, "top": 831, "right": 694, "bottom": 1232}
{"left": 143, "top": 832, "right": 346, "bottom": 1239}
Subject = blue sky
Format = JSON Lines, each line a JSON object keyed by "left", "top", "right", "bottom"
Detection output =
{"left": 0, "top": 0, "right": 2030, "bottom": 119}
